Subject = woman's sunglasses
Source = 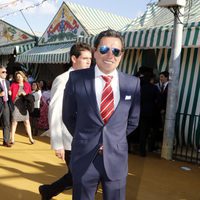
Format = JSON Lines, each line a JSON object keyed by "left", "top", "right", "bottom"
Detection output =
{"left": 98, "top": 46, "right": 122, "bottom": 57}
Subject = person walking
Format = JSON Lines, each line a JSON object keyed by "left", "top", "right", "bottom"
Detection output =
{"left": 39, "top": 43, "right": 92, "bottom": 200}
{"left": 10, "top": 71, "right": 35, "bottom": 144}
{"left": 0, "top": 65, "right": 14, "bottom": 147}
{"left": 63, "top": 29, "right": 140, "bottom": 200}
{"left": 30, "top": 81, "right": 42, "bottom": 136}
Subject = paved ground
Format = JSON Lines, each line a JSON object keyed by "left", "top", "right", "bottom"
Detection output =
{"left": 0, "top": 125, "right": 200, "bottom": 200}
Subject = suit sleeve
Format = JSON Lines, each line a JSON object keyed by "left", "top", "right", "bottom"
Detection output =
{"left": 62, "top": 73, "right": 77, "bottom": 136}
{"left": 126, "top": 77, "right": 141, "bottom": 135}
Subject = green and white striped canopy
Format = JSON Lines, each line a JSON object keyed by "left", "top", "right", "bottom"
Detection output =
{"left": 78, "top": 22, "right": 200, "bottom": 49}
{"left": 16, "top": 43, "right": 74, "bottom": 64}
{"left": 124, "top": 22, "right": 200, "bottom": 49}
{"left": 0, "top": 41, "right": 35, "bottom": 55}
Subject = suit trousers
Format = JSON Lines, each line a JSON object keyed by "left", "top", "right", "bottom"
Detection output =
{"left": 72, "top": 153, "right": 126, "bottom": 200}
{"left": 47, "top": 150, "right": 72, "bottom": 197}
{"left": 0, "top": 102, "right": 11, "bottom": 143}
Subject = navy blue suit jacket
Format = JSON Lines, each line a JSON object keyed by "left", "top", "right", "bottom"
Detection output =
{"left": 62, "top": 67, "right": 140, "bottom": 181}
{"left": 0, "top": 80, "right": 14, "bottom": 114}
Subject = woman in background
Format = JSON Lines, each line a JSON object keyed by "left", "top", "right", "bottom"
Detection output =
{"left": 38, "top": 81, "right": 52, "bottom": 131}
{"left": 39, "top": 80, "right": 47, "bottom": 93}
{"left": 30, "top": 81, "right": 42, "bottom": 136}
{"left": 10, "top": 71, "right": 34, "bottom": 144}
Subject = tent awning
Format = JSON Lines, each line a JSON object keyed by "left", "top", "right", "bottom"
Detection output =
{"left": 77, "top": 36, "right": 96, "bottom": 47}
{"left": 124, "top": 25, "right": 200, "bottom": 49}
{"left": 16, "top": 43, "right": 74, "bottom": 64}
{"left": 78, "top": 24, "right": 200, "bottom": 49}
{"left": 0, "top": 41, "right": 35, "bottom": 55}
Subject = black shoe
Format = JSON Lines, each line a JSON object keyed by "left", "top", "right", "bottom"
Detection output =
{"left": 64, "top": 185, "right": 73, "bottom": 190}
{"left": 3, "top": 141, "right": 12, "bottom": 147}
{"left": 39, "top": 185, "right": 52, "bottom": 200}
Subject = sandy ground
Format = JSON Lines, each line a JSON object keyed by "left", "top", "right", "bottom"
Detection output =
{"left": 0, "top": 126, "right": 200, "bottom": 200}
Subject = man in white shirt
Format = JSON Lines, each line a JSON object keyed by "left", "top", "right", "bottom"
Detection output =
{"left": 39, "top": 43, "right": 92, "bottom": 200}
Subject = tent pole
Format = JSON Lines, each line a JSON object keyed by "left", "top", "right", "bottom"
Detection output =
{"left": 161, "top": 6, "right": 185, "bottom": 160}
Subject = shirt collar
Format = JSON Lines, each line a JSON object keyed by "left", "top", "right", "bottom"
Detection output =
{"left": 95, "top": 65, "right": 117, "bottom": 79}
{"left": 68, "top": 67, "right": 74, "bottom": 72}
{"left": 160, "top": 81, "right": 168, "bottom": 87}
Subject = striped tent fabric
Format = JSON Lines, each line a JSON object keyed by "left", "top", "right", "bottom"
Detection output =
{"left": 118, "top": 49, "right": 143, "bottom": 75}
{"left": 124, "top": 22, "right": 200, "bottom": 49}
{"left": 76, "top": 36, "right": 97, "bottom": 47}
{"left": 66, "top": 1, "right": 132, "bottom": 35}
{"left": 16, "top": 43, "right": 74, "bottom": 64}
{"left": 175, "top": 48, "right": 200, "bottom": 148}
{"left": 0, "top": 41, "right": 35, "bottom": 55}
{"left": 123, "top": 1, "right": 200, "bottom": 31}
{"left": 154, "top": 48, "right": 171, "bottom": 72}
{"left": 78, "top": 21, "right": 200, "bottom": 49}
{"left": 124, "top": 27, "right": 172, "bottom": 49}
{"left": 17, "top": 42, "right": 35, "bottom": 54}
{"left": 0, "top": 46, "right": 15, "bottom": 55}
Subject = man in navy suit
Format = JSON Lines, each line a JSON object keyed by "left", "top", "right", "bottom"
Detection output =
{"left": 0, "top": 65, "right": 14, "bottom": 147}
{"left": 63, "top": 29, "right": 140, "bottom": 200}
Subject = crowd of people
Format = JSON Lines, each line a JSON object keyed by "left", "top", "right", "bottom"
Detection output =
{"left": 0, "top": 29, "right": 170, "bottom": 200}
{"left": 0, "top": 66, "right": 55, "bottom": 147}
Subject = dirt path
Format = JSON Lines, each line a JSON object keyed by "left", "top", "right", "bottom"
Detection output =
{"left": 0, "top": 129, "right": 200, "bottom": 200}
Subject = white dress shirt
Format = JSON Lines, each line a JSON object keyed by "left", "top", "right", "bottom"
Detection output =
{"left": 94, "top": 65, "right": 120, "bottom": 111}
{"left": 0, "top": 78, "right": 8, "bottom": 101}
{"left": 32, "top": 90, "right": 42, "bottom": 109}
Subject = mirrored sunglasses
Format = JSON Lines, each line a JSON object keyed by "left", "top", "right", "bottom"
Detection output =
{"left": 99, "top": 46, "right": 122, "bottom": 57}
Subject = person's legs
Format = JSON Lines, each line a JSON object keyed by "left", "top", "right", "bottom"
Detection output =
{"left": 30, "top": 117, "right": 38, "bottom": 136}
{"left": 73, "top": 161, "right": 100, "bottom": 200}
{"left": 93, "top": 153, "right": 126, "bottom": 200}
{"left": 2, "top": 103, "right": 11, "bottom": 143}
{"left": 102, "top": 177, "right": 126, "bottom": 200}
{"left": 24, "top": 119, "right": 34, "bottom": 143}
{"left": 10, "top": 120, "right": 18, "bottom": 143}
{"left": 39, "top": 151, "right": 73, "bottom": 199}
{"left": 139, "top": 118, "right": 148, "bottom": 156}
{"left": 34, "top": 117, "right": 39, "bottom": 135}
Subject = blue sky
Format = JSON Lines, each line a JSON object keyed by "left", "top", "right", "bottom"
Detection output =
{"left": 0, "top": 0, "right": 154, "bottom": 36}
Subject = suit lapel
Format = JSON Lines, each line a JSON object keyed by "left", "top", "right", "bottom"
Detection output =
{"left": 84, "top": 67, "right": 103, "bottom": 123}
{"left": 103, "top": 71, "right": 127, "bottom": 124}
{"left": 110, "top": 71, "right": 125, "bottom": 117}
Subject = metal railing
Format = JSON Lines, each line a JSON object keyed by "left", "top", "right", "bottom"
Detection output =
{"left": 173, "top": 113, "right": 200, "bottom": 164}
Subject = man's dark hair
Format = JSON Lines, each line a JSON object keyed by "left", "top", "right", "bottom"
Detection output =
{"left": 94, "top": 29, "right": 125, "bottom": 52}
{"left": 70, "top": 42, "right": 92, "bottom": 59}
{"left": 160, "top": 71, "right": 169, "bottom": 78}
{"left": 0, "top": 65, "right": 6, "bottom": 69}
{"left": 66, "top": 42, "right": 92, "bottom": 70}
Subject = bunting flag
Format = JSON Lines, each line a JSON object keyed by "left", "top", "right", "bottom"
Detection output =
{"left": 0, "top": 0, "right": 21, "bottom": 9}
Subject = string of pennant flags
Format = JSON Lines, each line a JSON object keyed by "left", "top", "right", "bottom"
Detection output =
{"left": 0, "top": 0, "right": 57, "bottom": 19}
{"left": 0, "top": 0, "right": 21, "bottom": 9}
